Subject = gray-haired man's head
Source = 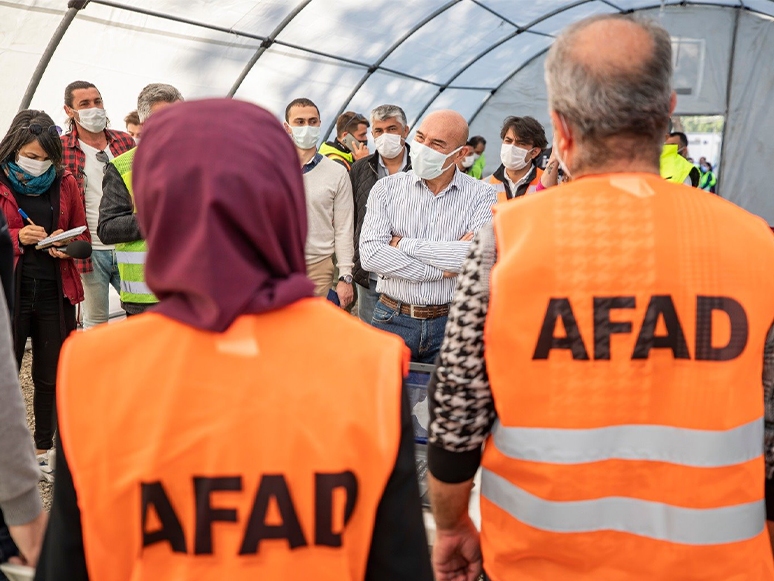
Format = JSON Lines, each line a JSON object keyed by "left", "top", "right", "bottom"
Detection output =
{"left": 137, "top": 83, "right": 184, "bottom": 124}
{"left": 545, "top": 14, "right": 673, "bottom": 175}
{"left": 370, "top": 104, "right": 407, "bottom": 129}
{"left": 370, "top": 104, "right": 410, "bottom": 160}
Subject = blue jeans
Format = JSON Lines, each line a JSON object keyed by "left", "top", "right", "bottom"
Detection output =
{"left": 357, "top": 279, "right": 380, "bottom": 324}
{"left": 371, "top": 300, "right": 448, "bottom": 363}
{"left": 81, "top": 249, "right": 121, "bottom": 328}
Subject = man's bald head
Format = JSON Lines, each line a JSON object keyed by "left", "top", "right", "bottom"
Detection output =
{"left": 545, "top": 14, "right": 673, "bottom": 172}
{"left": 417, "top": 110, "right": 469, "bottom": 150}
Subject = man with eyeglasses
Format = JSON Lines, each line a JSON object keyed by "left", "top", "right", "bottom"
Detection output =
{"left": 319, "top": 111, "right": 371, "bottom": 172}
{"left": 61, "top": 80, "right": 135, "bottom": 328}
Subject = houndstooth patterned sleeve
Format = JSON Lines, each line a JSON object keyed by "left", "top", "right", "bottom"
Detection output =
{"left": 428, "top": 223, "right": 496, "bottom": 454}
{"left": 764, "top": 324, "right": 774, "bottom": 479}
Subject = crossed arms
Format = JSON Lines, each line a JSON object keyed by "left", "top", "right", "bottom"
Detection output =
{"left": 359, "top": 181, "right": 493, "bottom": 283}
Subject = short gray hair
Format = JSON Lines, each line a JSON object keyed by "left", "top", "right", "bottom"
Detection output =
{"left": 545, "top": 14, "right": 672, "bottom": 166}
{"left": 370, "top": 104, "right": 407, "bottom": 129}
{"left": 137, "top": 83, "right": 184, "bottom": 123}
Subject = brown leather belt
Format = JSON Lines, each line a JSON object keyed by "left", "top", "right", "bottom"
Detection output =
{"left": 379, "top": 295, "right": 450, "bottom": 320}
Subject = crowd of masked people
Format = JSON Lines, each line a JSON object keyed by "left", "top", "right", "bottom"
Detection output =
{"left": 0, "top": 12, "right": 773, "bottom": 581}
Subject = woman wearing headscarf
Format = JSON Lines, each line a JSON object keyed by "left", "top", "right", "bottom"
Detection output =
{"left": 0, "top": 110, "right": 88, "bottom": 481}
{"left": 36, "top": 99, "right": 431, "bottom": 581}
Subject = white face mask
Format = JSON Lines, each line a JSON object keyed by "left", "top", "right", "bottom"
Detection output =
{"left": 289, "top": 125, "right": 320, "bottom": 150}
{"left": 500, "top": 143, "right": 533, "bottom": 171}
{"left": 374, "top": 133, "right": 404, "bottom": 159}
{"left": 409, "top": 141, "right": 463, "bottom": 180}
{"left": 75, "top": 107, "right": 107, "bottom": 133}
{"left": 16, "top": 155, "right": 52, "bottom": 177}
{"left": 461, "top": 155, "right": 476, "bottom": 169}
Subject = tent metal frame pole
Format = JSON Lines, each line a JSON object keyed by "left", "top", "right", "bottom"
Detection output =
{"left": 88, "top": 0, "right": 268, "bottom": 41}
{"left": 599, "top": 0, "right": 625, "bottom": 10}
{"left": 228, "top": 0, "right": 314, "bottom": 97}
{"left": 466, "top": 0, "right": 772, "bottom": 132}
{"left": 408, "top": 0, "right": 595, "bottom": 129}
{"left": 468, "top": 0, "right": 522, "bottom": 29}
{"left": 622, "top": 1, "right": 770, "bottom": 17}
{"left": 322, "top": 0, "right": 461, "bottom": 138}
{"left": 86, "top": 0, "right": 491, "bottom": 98}
{"left": 466, "top": 46, "right": 552, "bottom": 128}
{"left": 467, "top": 0, "right": 556, "bottom": 37}
{"left": 18, "top": 1, "right": 88, "bottom": 112}
{"left": 717, "top": 6, "right": 742, "bottom": 197}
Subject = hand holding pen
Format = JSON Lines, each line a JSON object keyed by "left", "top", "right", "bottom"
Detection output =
{"left": 18, "top": 209, "right": 48, "bottom": 246}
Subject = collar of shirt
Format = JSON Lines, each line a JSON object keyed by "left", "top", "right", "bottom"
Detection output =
{"left": 377, "top": 148, "right": 408, "bottom": 179}
{"left": 302, "top": 152, "right": 324, "bottom": 175}
{"left": 62, "top": 126, "right": 123, "bottom": 152}
{"left": 411, "top": 166, "right": 466, "bottom": 198}
{"left": 505, "top": 163, "right": 536, "bottom": 193}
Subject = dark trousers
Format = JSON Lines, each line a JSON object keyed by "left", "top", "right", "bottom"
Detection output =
{"left": 13, "top": 278, "right": 75, "bottom": 451}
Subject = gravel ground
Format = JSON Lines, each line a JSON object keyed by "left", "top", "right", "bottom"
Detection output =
{"left": 19, "top": 352, "right": 53, "bottom": 511}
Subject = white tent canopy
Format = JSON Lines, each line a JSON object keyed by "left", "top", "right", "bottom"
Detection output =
{"left": 2, "top": 0, "right": 773, "bottom": 221}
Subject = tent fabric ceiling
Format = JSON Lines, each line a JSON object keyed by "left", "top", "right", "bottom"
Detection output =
{"left": 3, "top": 0, "right": 773, "bottom": 137}
{"left": 1, "top": 0, "right": 773, "bottom": 221}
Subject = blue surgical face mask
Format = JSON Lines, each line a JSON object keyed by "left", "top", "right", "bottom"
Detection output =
{"left": 409, "top": 141, "right": 463, "bottom": 180}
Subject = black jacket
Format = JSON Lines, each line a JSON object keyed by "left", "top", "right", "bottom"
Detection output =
{"left": 350, "top": 146, "right": 411, "bottom": 288}
{"left": 96, "top": 165, "right": 151, "bottom": 315}
{"left": 492, "top": 163, "right": 539, "bottom": 200}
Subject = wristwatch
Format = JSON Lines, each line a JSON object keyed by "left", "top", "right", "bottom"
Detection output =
{"left": 339, "top": 274, "right": 353, "bottom": 285}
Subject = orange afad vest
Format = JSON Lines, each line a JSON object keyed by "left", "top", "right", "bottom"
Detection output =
{"left": 488, "top": 166, "right": 544, "bottom": 204}
{"left": 57, "top": 299, "right": 408, "bottom": 581}
{"left": 482, "top": 174, "right": 774, "bottom": 581}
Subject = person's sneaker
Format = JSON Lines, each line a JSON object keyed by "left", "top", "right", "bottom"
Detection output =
{"left": 36, "top": 450, "right": 54, "bottom": 483}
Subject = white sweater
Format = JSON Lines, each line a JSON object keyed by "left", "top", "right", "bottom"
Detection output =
{"left": 302, "top": 156, "right": 354, "bottom": 276}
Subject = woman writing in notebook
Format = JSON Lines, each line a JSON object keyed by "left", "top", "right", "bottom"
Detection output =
{"left": 0, "top": 110, "right": 88, "bottom": 481}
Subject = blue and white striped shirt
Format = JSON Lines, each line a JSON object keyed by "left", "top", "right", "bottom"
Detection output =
{"left": 360, "top": 168, "right": 497, "bottom": 305}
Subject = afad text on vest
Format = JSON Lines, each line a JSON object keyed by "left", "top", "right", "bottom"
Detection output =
{"left": 141, "top": 471, "right": 357, "bottom": 555}
{"left": 534, "top": 294, "right": 748, "bottom": 361}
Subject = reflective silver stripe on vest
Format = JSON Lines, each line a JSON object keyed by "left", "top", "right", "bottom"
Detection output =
{"left": 115, "top": 251, "right": 146, "bottom": 265}
{"left": 492, "top": 418, "right": 763, "bottom": 468}
{"left": 481, "top": 469, "right": 765, "bottom": 545}
{"left": 120, "top": 280, "right": 152, "bottom": 295}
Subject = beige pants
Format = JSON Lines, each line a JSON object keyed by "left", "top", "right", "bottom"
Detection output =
{"left": 307, "top": 256, "right": 335, "bottom": 298}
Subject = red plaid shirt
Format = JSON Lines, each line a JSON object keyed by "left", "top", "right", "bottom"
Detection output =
{"left": 61, "top": 125, "right": 135, "bottom": 273}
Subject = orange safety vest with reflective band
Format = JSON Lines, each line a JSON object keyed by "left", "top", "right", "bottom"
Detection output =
{"left": 483, "top": 173, "right": 774, "bottom": 581}
{"left": 57, "top": 300, "right": 408, "bottom": 581}
{"left": 487, "top": 165, "right": 544, "bottom": 204}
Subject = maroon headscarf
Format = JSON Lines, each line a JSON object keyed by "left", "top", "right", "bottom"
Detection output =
{"left": 132, "top": 99, "right": 313, "bottom": 332}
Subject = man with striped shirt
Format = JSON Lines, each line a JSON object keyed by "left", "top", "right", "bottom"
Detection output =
{"left": 359, "top": 110, "right": 496, "bottom": 363}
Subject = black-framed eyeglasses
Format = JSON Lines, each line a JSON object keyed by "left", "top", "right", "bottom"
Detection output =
{"left": 23, "top": 124, "right": 62, "bottom": 137}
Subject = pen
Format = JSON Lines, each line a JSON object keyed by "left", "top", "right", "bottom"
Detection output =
{"left": 18, "top": 209, "right": 35, "bottom": 226}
